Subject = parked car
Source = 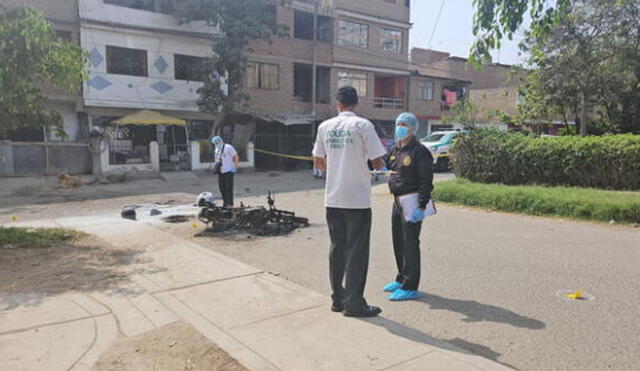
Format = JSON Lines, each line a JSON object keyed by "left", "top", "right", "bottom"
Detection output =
{"left": 420, "top": 131, "right": 467, "bottom": 172}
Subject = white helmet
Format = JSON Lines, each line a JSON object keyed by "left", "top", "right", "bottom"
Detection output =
{"left": 196, "top": 192, "right": 214, "bottom": 206}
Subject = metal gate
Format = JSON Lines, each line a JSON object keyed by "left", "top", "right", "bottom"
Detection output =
{"left": 254, "top": 122, "right": 314, "bottom": 171}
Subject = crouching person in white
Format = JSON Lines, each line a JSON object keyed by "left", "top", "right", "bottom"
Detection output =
{"left": 212, "top": 136, "right": 239, "bottom": 207}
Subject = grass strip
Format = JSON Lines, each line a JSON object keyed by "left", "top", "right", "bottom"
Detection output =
{"left": 0, "top": 227, "right": 84, "bottom": 249}
{"left": 433, "top": 179, "right": 640, "bottom": 224}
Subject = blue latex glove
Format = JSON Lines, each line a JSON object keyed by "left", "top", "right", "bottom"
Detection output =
{"left": 230, "top": 167, "right": 237, "bottom": 174}
{"left": 409, "top": 208, "right": 426, "bottom": 223}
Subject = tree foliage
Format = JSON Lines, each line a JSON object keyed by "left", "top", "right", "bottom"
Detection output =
{"left": 470, "top": 0, "right": 571, "bottom": 65}
{"left": 517, "top": 0, "right": 640, "bottom": 135}
{"left": 0, "top": 6, "right": 86, "bottom": 138}
{"left": 443, "top": 100, "right": 479, "bottom": 128}
{"left": 172, "top": 0, "right": 288, "bottom": 113}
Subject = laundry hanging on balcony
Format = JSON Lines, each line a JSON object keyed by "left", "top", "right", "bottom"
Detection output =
{"left": 443, "top": 89, "right": 457, "bottom": 108}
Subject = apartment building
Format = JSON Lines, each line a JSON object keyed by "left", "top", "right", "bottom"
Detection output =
{"left": 410, "top": 47, "right": 525, "bottom": 131}
{"left": 78, "top": 0, "right": 224, "bottom": 171}
{"left": 3, "top": 0, "right": 480, "bottom": 174}
{"left": 243, "top": 0, "right": 414, "bottom": 168}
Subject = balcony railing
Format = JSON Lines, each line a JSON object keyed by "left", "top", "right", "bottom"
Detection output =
{"left": 373, "top": 97, "right": 405, "bottom": 110}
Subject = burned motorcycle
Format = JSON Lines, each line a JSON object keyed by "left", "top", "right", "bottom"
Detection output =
{"left": 198, "top": 192, "right": 309, "bottom": 236}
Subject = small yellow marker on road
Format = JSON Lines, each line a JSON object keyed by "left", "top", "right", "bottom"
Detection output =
{"left": 566, "top": 290, "right": 583, "bottom": 300}
{"left": 191, "top": 222, "right": 199, "bottom": 229}
{"left": 11, "top": 216, "right": 17, "bottom": 222}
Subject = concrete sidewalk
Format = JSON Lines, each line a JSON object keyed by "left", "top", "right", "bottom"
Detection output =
{"left": 1, "top": 216, "right": 511, "bottom": 371}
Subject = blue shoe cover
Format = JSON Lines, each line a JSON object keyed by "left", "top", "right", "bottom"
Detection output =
{"left": 383, "top": 281, "right": 402, "bottom": 292}
{"left": 389, "top": 289, "right": 420, "bottom": 301}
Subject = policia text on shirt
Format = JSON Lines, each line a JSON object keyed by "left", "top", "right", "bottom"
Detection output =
{"left": 313, "top": 86, "right": 386, "bottom": 318}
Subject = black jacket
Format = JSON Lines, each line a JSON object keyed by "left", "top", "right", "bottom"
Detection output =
{"left": 386, "top": 136, "right": 434, "bottom": 208}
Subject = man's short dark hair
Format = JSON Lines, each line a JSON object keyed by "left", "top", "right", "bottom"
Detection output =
{"left": 336, "top": 86, "right": 359, "bottom": 107}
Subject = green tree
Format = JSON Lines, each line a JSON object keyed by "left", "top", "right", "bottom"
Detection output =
{"left": 515, "top": 0, "right": 640, "bottom": 135}
{"left": 514, "top": 71, "right": 558, "bottom": 135}
{"left": 444, "top": 100, "right": 479, "bottom": 128}
{"left": 470, "top": 0, "right": 571, "bottom": 65}
{"left": 0, "top": 6, "right": 86, "bottom": 138}
{"left": 172, "top": 0, "right": 288, "bottom": 114}
{"left": 595, "top": 1, "right": 640, "bottom": 134}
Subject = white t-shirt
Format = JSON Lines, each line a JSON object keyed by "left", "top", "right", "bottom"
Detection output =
{"left": 215, "top": 144, "right": 238, "bottom": 174}
{"left": 312, "top": 111, "right": 386, "bottom": 209}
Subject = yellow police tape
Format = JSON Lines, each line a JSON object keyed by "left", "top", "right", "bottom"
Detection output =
{"left": 254, "top": 148, "right": 449, "bottom": 162}
{"left": 254, "top": 148, "right": 314, "bottom": 161}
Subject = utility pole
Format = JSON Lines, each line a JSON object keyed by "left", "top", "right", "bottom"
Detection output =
{"left": 580, "top": 90, "right": 588, "bottom": 137}
{"left": 310, "top": 0, "right": 319, "bottom": 155}
{"left": 311, "top": 0, "right": 318, "bottom": 117}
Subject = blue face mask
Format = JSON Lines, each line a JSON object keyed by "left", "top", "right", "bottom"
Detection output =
{"left": 395, "top": 126, "right": 410, "bottom": 141}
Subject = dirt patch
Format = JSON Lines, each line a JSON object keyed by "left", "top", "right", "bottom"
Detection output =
{"left": 11, "top": 186, "right": 42, "bottom": 197}
{"left": 0, "top": 234, "right": 145, "bottom": 309}
{"left": 92, "top": 321, "right": 247, "bottom": 371}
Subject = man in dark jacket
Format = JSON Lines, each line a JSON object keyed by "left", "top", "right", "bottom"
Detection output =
{"left": 384, "top": 112, "right": 434, "bottom": 301}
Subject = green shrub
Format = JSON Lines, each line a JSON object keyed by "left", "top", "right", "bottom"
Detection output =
{"left": 433, "top": 179, "right": 640, "bottom": 224}
{"left": 451, "top": 128, "right": 640, "bottom": 190}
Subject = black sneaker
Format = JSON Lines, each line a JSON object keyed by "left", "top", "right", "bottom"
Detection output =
{"left": 343, "top": 305, "right": 382, "bottom": 318}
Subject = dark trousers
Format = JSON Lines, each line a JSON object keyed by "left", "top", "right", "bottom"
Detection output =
{"left": 392, "top": 201, "right": 422, "bottom": 291}
{"left": 326, "top": 207, "right": 372, "bottom": 310}
{"left": 218, "top": 172, "right": 234, "bottom": 206}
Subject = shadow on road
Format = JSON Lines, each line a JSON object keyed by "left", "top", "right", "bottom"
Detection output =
{"left": 362, "top": 316, "right": 516, "bottom": 369}
{"left": 419, "top": 293, "right": 546, "bottom": 330}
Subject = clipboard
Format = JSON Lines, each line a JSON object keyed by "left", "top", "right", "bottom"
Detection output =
{"left": 398, "top": 193, "right": 437, "bottom": 222}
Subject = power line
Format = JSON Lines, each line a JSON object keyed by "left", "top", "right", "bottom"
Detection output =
{"left": 428, "top": 0, "right": 446, "bottom": 49}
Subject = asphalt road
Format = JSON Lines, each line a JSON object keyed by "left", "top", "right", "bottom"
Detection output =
{"left": 2, "top": 171, "right": 638, "bottom": 370}
{"left": 170, "top": 181, "right": 640, "bottom": 371}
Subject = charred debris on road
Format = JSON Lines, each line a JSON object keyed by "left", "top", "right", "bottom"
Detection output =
{"left": 121, "top": 192, "right": 309, "bottom": 237}
{"left": 197, "top": 192, "right": 309, "bottom": 236}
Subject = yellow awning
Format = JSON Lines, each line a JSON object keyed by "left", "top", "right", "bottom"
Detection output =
{"left": 113, "top": 110, "right": 186, "bottom": 126}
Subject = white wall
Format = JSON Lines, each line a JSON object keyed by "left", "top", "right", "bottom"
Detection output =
{"left": 99, "top": 140, "right": 160, "bottom": 174}
{"left": 82, "top": 24, "right": 218, "bottom": 111}
{"left": 79, "top": 0, "right": 219, "bottom": 35}
{"left": 47, "top": 103, "right": 80, "bottom": 141}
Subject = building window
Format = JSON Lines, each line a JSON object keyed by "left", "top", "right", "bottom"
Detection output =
{"left": 293, "top": 64, "right": 331, "bottom": 104}
{"left": 337, "top": 71, "right": 368, "bottom": 97}
{"left": 337, "top": 20, "right": 368, "bottom": 49}
{"left": 419, "top": 80, "right": 434, "bottom": 101}
{"left": 174, "top": 54, "right": 208, "bottom": 82}
{"left": 56, "top": 30, "right": 72, "bottom": 41}
{"left": 245, "top": 62, "right": 279, "bottom": 90}
{"left": 106, "top": 46, "right": 148, "bottom": 77}
{"left": 294, "top": 10, "right": 333, "bottom": 42}
{"left": 103, "top": 0, "right": 173, "bottom": 14}
{"left": 380, "top": 28, "right": 403, "bottom": 53}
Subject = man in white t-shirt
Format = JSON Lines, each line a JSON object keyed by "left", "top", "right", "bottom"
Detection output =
{"left": 312, "top": 86, "right": 387, "bottom": 317}
{"left": 212, "top": 136, "right": 239, "bottom": 207}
